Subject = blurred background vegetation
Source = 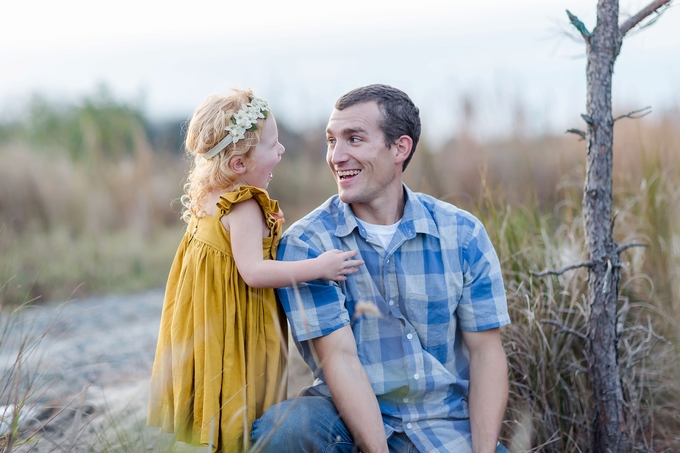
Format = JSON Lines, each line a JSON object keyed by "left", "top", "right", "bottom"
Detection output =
{"left": 0, "top": 87, "right": 678, "bottom": 450}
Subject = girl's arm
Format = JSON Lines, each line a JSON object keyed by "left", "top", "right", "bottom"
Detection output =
{"left": 227, "top": 199, "right": 363, "bottom": 289}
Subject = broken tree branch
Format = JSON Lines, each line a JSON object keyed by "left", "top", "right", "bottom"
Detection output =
{"left": 610, "top": 212, "right": 619, "bottom": 237}
{"left": 566, "top": 10, "right": 593, "bottom": 40}
{"left": 531, "top": 260, "right": 594, "bottom": 277}
{"left": 566, "top": 128, "right": 587, "bottom": 140}
{"left": 619, "top": 0, "right": 673, "bottom": 37}
{"left": 614, "top": 106, "right": 652, "bottom": 122}
{"left": 616, "top": 242, "right": 649, "bottom": 254}
{"left": 602, "top": 259, "right": 613, "bottom": 294}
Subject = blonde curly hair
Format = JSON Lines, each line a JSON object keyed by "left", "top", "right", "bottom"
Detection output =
{"left": 181, "top": 89, "right": 265, "bottom": 223}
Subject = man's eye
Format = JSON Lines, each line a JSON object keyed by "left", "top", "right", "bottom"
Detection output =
{"left": 326, "top": 138, "right": 336, "bottom": 146}
{"left": 349, "top": 137, "right": 360, "bottom": 143}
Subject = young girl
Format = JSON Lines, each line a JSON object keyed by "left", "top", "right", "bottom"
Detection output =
{"left": 147, "top": 89, "right": 362, "bottom": 452}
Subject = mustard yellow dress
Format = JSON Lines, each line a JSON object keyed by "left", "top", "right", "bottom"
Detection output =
{"left": 148, "top": 186, "right": 288, "bottom": 452}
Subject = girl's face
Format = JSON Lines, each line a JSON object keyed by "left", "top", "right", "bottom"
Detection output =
{"left": 242, "top": 113, "right": 285, "bottom": 189}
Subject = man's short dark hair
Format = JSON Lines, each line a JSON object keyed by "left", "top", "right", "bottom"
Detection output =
{"left": 335, "top": 84, "right": 421, "bottom": 171}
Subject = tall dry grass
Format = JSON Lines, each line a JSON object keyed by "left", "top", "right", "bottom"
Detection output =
{"left": 0, "top": 149, "right": 186, "bottom": 304}
{"left": 0, "top": 142, "right": 186, "bottom": 304}
{"left": 0, "top": 90, "right": 678, "bottom": 451}
{"left": 0, "top": 289, "right": 75, "bottom": 451}
{"left": 454, "top": 113, "right": 680, "bottom": 452}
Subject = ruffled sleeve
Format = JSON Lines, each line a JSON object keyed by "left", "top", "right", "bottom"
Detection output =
{"left": 216, "top": 185, "right": 283, "bottom": 239}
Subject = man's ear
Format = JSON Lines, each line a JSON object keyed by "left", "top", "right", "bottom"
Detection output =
{"left": 393, "top": 136, "right": 413, "bottom": 166}
{"left": 228, "top": 156, "right": 247, "bottom": 174}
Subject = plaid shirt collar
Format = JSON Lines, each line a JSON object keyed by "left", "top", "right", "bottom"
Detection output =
{"left": 333, "top": 184, "right": 440, "bottom": 240}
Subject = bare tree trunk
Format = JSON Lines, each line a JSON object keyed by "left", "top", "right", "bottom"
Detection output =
{"left": 583, "top": 2, "right": 628, "bottom": 451}
{"left": 565, "top": 1, "right": 672, "bottom": 451}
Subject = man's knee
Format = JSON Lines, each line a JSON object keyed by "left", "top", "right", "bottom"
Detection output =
{"left": 250, "top": 399, "right": 297, "bottom": 448}
{"left": 251, "top": 396, "right": 353, "bottom": 452}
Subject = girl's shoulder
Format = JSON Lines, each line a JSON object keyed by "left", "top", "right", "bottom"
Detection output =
{"left": 217, "top": 185, "right": 282, "bottom": 235}
{"left": 217, "top": 185, "right": 279, "bottom": 217}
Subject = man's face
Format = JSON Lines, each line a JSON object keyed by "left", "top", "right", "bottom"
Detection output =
{"left": 325, "top": 101, "right": 401, "bottom": 209}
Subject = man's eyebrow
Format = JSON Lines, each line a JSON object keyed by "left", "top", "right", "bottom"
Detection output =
{"left": 326, "top": 126, "right": 367, "bottom": 136}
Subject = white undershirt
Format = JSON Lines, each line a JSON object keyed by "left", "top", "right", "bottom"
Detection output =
{"left": 356, "top": 218, "right": 400, "bottom": 250}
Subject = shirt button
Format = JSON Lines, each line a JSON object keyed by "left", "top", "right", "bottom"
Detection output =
{"left": 389, "top": 300, "right": 394, "bottom": 306}
{"left": 406, "top": 333, "right": 413, "bottom": 340}
{"left": 414, "top": 374, "right": 420, "bottom": 380}
{"left": 403, "top": 397, "right": 409, "bottom": 403}
{"left": 406, "top": 423, "right": 412, "bottom": 429}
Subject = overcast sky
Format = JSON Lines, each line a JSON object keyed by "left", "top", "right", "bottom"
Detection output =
{"left": 2, "top": 0, "right": 678, "bottom": 142}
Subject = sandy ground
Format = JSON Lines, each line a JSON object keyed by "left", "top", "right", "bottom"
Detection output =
{"left": 2, "top": 290, "right": 312, "bottom": 452}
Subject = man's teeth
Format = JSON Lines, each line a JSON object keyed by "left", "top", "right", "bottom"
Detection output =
{"left": 338, "top": 170, "right": 361, "bottom": 179}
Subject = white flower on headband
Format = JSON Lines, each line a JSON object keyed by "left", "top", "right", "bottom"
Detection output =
{"left": 249, "top": 98, "right": 268, "bottom": 116}
{"left": 226, "top": 123, "right": 247, "bottom": 142}
{"left": 203, "top": 96, "right": 270, "bottom": 159}
{"left": 233, "top": 111, "right": 247, "bottom": 123}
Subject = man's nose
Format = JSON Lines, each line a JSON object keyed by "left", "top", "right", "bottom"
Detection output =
{"left": 329, "top": 142, "right": 348, "bottom": 165}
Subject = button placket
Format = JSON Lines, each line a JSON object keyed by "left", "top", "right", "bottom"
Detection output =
{"left": 383, "top": 250, "right": 398, "bottom": 314}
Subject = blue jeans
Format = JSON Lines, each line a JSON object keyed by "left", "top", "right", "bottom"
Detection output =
{"left": 250, "top": 395, "right": 510, "bottom": 453}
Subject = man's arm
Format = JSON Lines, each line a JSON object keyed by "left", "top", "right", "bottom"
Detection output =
{"left": 461, "top": 328, "right": 508, "bottom": 453}
{"left": 312, "top": 325, "right": 388, "bottom": 453}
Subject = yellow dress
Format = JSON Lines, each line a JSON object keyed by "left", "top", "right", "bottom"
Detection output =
{"left": 148, "top": 186, "right": 288, "bottom": 453}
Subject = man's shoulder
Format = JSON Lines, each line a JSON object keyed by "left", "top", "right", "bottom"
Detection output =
{"left": 282, "top": 194, "right": 342, "bottom": 239}
{"left": 410, "top": 190, "right": 483, "bottom": 231}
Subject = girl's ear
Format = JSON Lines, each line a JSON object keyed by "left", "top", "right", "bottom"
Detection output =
{"left": 228, "top": 156, "right": 247, "bottom": 174}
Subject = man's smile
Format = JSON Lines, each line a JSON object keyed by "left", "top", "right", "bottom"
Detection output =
{"left": 337, "top": 169, "right": 361, "bottom": 180}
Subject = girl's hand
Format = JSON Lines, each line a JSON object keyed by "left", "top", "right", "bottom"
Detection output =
{"left": 316, "top": 250, "right": 364, "bottom": 281}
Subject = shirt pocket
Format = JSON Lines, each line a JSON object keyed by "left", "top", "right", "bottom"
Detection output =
{"left": 404, "top": 292, "right": 454, "bottom": 348}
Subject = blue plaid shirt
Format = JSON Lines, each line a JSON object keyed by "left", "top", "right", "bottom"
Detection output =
{"left": 277, "top": 185, "right": 510, "bottom": 453}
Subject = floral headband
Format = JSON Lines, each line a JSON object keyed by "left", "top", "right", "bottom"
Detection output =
{"left": 203, "top": 96, "right": 270, "bottom": 159}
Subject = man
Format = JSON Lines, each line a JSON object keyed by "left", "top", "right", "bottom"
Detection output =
{"left": 251, "top": 84, "right": 510, "bottom": 453}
